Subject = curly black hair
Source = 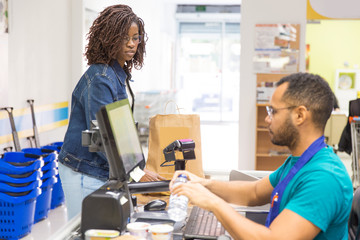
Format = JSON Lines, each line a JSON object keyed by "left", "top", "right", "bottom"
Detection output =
{"left": 85, "top": 4, "right": 146, "bottom": 73}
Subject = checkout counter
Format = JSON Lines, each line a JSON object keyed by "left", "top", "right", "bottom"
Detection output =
{"left": 20, "top": 170, "right": 270, "bottom": 240}
{"left": 21, "top": 190, "right": 175, "bottom": 240}
{"left": 19, "top": 100, "right": 270, "bottom": 239}
{"left": 21, "top": 195, "right": 176, "bottom": 240}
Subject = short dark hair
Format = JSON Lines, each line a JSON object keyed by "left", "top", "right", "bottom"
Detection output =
{"left": 85, "top": 4, "right": 146, "bottom": 73}
{"left": 276, "top": 72, "right": 334, "bottom": 130}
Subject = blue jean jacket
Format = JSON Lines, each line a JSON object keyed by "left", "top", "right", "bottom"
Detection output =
{"left": 58, "top": 60, "right": 129, "bottom": 180}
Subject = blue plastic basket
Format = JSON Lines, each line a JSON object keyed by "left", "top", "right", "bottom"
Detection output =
{"left": 1, "top": 152, "right": 40, "bottom": 164}
{"left": 40, "top": 143, "right": 65, "bottom": 209}
{"left": 0, "top": 179, "right": 41, "bottom": 192}
{"left": 22, "top": 148, "right": 57, "bottom": 164}
{"left": 41, "top": 159, "right": 58, "bottom": 172}
{"left": 41, "top": 141, "right": 63, "bottom": 153}
{"left": 34, "top": 179, "right": 56, "bottom": 223}
{"left": 50, "top": 176, "right": 65, "bottom": 209}
{"left": 0, "top": 169, "right": 42, "bottom": 184}
{"left": 42, "top": 175, "right": 58, "bottom": 188}
{"left": 42, "top": 142, "right": 65, "bottom": 209}
{"left": 51, "top": 142, "right": 63, "bottom": 148}
{"left": 42, "top": 168, "right": 58, "bottom": 180}
{"left": 0, "top": 159, "right": 44, "bottom": 175}
{"left": 0, "top": 187, "right": 41, "bottom": 240}
{"left": 0, "top": 187, "right": 41, "bottom": 203}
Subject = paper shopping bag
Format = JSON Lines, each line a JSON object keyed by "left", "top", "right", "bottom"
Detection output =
{"left": 146, "top": 114, "right": 204, "bottom": 180}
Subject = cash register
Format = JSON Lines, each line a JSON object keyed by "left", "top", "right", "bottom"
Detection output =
{"left": 80, "top": 99, "right": 171, "bottom": 236}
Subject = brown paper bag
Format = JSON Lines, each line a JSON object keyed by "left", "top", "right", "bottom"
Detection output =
{"left": 146, "top": 113, "right": 204, "bottom": 180}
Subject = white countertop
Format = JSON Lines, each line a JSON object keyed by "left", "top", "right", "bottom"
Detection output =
{"left": 21, "top": 204, "right": 76, "bottom": 240}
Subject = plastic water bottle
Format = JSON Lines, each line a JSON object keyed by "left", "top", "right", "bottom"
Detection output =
{"left": 168, "top": 174, "right": 188, "bottom": 222}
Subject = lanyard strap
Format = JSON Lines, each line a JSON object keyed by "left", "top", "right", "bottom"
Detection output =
{"left": 265, "top": 136, "right": 326, "bottom": 227}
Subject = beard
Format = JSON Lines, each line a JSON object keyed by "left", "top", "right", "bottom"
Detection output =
{"left": 270, "top": 116, "right": 299, "bottom": 149}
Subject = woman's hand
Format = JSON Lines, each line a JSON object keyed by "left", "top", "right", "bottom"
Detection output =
{"left": 139, "top": 168, "right": 166, "bottom": 182}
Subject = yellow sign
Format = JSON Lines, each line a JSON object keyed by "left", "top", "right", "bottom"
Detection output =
{"left": 307, "top": 0, "right": 360, "bottom": 20}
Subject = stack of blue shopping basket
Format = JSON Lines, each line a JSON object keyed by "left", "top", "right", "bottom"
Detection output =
{"left": 0, "top": 101, "right": 66, "bottom": 239}
{"left": 0, "top": 152, "right": 43, "bottom": 239}
{"left": 22, "top": 147, "right": 58, "bottom": 223}
{"left": 41, "top": 141, "right": 65, "bottom": 209}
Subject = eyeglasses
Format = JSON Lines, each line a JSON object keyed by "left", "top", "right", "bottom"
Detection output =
{"left": 122, "top": 35, "right": 142, "bottom": 44}
{"left": 266, "top": 105, "right": 297, "bottom": 119}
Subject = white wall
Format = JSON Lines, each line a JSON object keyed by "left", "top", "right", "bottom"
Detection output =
{"left": 0, "top": 0, "right": 83, "bottom": 150}
{"left": 8, "top": 0, "right": 71, "bottom": 106}
{"left": 238, "top": 0, "right": 307, "bottom": 169}
{"left": 0, "top": 34, "right": 8, "bottom": 105}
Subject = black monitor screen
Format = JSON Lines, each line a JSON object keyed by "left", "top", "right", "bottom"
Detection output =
{"left": 96, "top": 99, "right": 145, "bottom": 181}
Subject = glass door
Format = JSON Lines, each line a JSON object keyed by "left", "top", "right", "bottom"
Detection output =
{"left": 175, "top": 17, "right": 240, "bottom": 171}
{"left": 175, "top": 21, "right": 240, "bottom": 122}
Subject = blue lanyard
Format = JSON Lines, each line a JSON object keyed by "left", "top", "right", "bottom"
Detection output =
{"left": 265, "top": 136, "right": 326, "bottom": 227}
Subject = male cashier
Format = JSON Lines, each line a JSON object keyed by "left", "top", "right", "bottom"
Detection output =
{"left": 170, "top": 72, "right": 353, "bottom": 239}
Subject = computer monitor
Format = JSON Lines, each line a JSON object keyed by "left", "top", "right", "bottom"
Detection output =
{"left": 81, "top": 99, "right": 169, "bottom": 235}
{"left": 96, "top": 99, "right": 145, "bottom": 182}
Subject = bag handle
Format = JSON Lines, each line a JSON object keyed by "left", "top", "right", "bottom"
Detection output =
{"left": 164, "top": 100, "right": 182, "bottom": 114}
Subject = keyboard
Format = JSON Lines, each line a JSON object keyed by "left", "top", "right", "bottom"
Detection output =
{"left": 183, "top": 206, "right": 226, "bottom": 239}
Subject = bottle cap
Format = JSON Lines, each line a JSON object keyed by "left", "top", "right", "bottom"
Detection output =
{"left": 178, "top": 174, "right": 187, "bottom": 179}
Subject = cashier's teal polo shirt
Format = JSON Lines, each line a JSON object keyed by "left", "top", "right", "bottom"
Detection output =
{"left": 269, "top": 147, "right": 353, "bottom": 240}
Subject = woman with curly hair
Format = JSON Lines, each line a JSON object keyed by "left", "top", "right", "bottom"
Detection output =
{"left": 58, "top": 4, "right": 164, "bottom": 219}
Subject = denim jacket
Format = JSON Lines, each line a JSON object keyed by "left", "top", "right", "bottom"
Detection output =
{"left": 58, "top": 60, "right": 129, "bottom": 180}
